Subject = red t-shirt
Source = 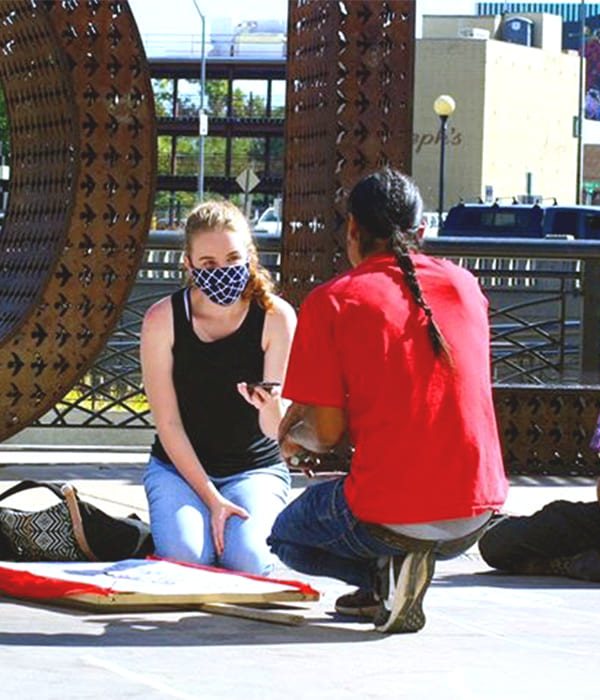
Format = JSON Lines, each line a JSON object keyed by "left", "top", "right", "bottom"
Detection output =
{"left": 283, "top": 252, "right": 508, "bottom": 524}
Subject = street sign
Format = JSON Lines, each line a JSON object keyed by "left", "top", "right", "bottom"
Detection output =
{"left": 236, "top": 168, "right": 260, "bottom": 193}
{"left": 199, "top": 111, "right": 208, "bottom": 136}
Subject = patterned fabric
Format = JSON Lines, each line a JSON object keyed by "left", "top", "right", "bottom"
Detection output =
{"left": 190, "top": 263, "right": 250, "bottom": 306}
{"left": 0, "top": 502, "right": 86, "bottom": 561}
{"left": 591, "top": 413, "right": 600, "bottom": 452}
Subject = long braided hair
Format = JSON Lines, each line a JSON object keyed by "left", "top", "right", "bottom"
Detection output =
{"left": 348, "top": 169, "right": 452, "bottom": 363}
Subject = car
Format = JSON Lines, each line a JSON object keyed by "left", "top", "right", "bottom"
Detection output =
{"left": 253, "top": 206, "right": 281, "bottom": 236}
{"left": 440, "top": 202, "right": 600, "bottom": 239}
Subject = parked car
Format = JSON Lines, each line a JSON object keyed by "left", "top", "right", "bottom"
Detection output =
{"left": 440, "top": 202, "right": 600, "bottom": 240}
{"left": 253, "top": 206, "right": 282, "bottom": 237}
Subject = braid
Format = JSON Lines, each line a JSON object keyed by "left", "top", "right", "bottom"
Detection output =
{"left": 392, "top": 237, "right": 452, "bottom": 363}
{"left": 348, "top": 168, "right": 452, "bottom": 364}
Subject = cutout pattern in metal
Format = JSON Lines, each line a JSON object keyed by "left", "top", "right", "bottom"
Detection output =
{"left": 281, "top": 0, "right": 415, "bottom": 306}
{"left": 0, "top": 0, "right": 156, "bottom": 440}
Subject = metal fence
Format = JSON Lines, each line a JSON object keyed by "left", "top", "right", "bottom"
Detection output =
{"left": 27, "top": 235, "right": 600, "bottom": 433}
{"left": 425, "top": 237, "right": 600, "bottom": 385}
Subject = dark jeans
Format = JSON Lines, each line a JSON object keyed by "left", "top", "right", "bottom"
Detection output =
{"left": 479, "top": 500, "right": 600, "bottom": 578}
{"left": 268, "top": 477, "right": 487, "bottom": 590}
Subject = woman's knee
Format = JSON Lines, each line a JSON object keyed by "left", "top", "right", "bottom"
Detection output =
{"left": 153, "top": 529, "right": 216, "bottom": 566}
{"left": 220, "top": 541, "right": 274, "bottom": 575}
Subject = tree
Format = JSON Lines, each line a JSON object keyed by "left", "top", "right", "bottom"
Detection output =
{"left": 151, "top": 78, "right": 175, "bottom": 118}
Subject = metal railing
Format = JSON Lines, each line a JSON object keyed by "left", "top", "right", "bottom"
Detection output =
{"left": 27, "top": 235, "right": 600, "bottom": 432}
{"left": 424, "top": 237, "right": 600, "bottom": 383}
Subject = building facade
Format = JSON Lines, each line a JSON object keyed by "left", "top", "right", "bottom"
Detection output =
{"left": 150, "top": 56, "right": 285, "bottom": 227}
{"left": 414, "top": 14, "right": 579, "bottom": 211}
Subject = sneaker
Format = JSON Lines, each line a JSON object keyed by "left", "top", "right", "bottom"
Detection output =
{"left": 334, "top": 588, "right": 379, "bottom": 618}
{"left": 520, "top": 551, "right": 600, "bottom": 581}
{"left": 374, "top": 549, "right": 435, "bottom": 634}
{"left": 567, "top": 549, "right": 600, "bottom": 582}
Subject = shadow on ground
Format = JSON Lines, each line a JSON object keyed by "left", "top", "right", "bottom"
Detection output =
{"left": 433, "top": 570, "right": 600, "bottom": 590}
{"left": 0, "top": 595, "right": 381, "bottom": 647}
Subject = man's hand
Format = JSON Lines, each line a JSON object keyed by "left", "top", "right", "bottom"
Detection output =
{"left": 278, "top": 402, "right": 309, "bottom": 445}
{"left": 279, "top": 434, "right": 302, "bottom": 460}
{"left": 280, "top": 434, "right": 318, "bottom": 477}
{"left": 279, "top": 402, "right": 346, "bottom": 452}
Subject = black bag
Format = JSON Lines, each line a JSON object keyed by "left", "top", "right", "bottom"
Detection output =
{"left": 0, "top": 480, "right": 154, "bottom": 562}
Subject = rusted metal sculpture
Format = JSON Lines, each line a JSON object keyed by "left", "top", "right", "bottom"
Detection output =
{"left": 0, "top": 0, "right": 156, "bottom": 441}
{"left": 495, "top": 385, "right": 600, "bottom": 475}
{"left": 281, "top": 0, "right": 415, "bottom": 306}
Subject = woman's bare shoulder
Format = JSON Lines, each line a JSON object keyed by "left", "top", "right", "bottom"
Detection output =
{"left": 267, "top": 294, "right": 297, "bottom": 323}
{"left": 142, "top": 295, "right": 174, "bottom": 330}
{"left": 263, "top": 294, "right": 297, "bottom": 345}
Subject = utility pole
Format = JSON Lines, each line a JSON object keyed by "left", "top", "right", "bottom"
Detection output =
{"left": 192, "top": 0, "right": 207, "bottom": 203}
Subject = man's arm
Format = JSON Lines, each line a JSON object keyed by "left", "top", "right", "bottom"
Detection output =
{"left": 278, "top": 402, "right": 347, "bottom": 457}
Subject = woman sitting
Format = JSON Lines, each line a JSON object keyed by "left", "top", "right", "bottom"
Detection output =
{"left": 141, "top": 200, "right": 296, "bottom": 574}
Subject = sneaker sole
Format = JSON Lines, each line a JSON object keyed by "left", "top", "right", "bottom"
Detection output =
{"left": 375, "top": 549, "right": 435, "bottom": 634}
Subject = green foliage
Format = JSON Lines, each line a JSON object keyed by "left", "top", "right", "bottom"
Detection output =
{"left": 156, "top": 77, "right": 283, "bottom": 183}
{"left": 152, "top": 78, "right": 175, "bottom": 118}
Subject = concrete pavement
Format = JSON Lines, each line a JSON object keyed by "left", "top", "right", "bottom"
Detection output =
{"left": 0, "top": 456, "right": 598, "bottom": 699}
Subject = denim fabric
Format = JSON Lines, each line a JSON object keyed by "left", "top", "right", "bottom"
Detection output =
{"left": 144, "top": 456, "right": 290, "bottom": 575}
{"left": 269, "top": 477, "right": 487, "bottom": 590}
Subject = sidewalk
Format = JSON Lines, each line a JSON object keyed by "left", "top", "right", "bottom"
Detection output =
{"left": 0, "top": 455, "right": 598, "bottom": 700}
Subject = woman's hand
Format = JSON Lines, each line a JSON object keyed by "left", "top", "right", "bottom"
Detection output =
{"left": 237, "top": 382, "right": 281, "bottom": 410}
{"left": 208, "top": 495, "right": 249, "bottom": 557}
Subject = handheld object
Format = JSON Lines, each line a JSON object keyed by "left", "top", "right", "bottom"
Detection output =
{"left": 246, "top": 381, "right": 281, "bottom": 395}
{"left": 289, "top": 450, "right": 320, "bottom": 478}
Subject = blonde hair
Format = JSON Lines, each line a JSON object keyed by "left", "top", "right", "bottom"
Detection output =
{"left": 184, "top": 200, "right": 275, "bottom": 311}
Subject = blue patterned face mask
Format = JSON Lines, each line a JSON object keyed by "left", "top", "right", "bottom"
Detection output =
{"left": 190, "top": 262, "right": 250, "bottom": 306}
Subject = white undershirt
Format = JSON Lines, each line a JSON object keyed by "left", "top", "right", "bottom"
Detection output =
{"left": 384, "top": 510, "right": 493, "bottom": 541}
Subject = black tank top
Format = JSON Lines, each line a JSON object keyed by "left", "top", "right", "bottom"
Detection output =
{"left": 151, "top": 288, "right": 282, "bottom": 476}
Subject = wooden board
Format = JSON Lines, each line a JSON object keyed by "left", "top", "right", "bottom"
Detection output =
{"left": 0, "top": 558, "right": 320, "bottom": 612}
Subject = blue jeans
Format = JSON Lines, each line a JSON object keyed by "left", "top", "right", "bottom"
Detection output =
{"left": 144, "top": 456, "right": 290, "bottom": 575}
{"left": 269, "top": 477, "right": 484, "bottom": 590}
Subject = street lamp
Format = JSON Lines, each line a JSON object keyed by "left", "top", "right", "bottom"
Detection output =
{"left": 433, "top": 94, "right": 456, "bottom": 227}
{"left": 192, "top": 0, "right": 207, "bottom": 203}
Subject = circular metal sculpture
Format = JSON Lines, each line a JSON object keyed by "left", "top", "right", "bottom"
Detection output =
{"left": 0, "top": 0, "right": 156, "bottom": 441}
